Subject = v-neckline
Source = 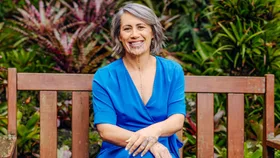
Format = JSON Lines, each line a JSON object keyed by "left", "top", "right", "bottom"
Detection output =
{"left": 121, "top": 56, "right": 158, "bottom": 106}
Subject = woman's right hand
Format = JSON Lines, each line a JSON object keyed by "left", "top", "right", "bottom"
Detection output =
{"left": 150, "top": 142, "right": 172, "bottom": 158}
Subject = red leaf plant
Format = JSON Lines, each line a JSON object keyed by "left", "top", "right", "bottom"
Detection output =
{"left": 11, "top": 0, "right": 115, "bottom": 73}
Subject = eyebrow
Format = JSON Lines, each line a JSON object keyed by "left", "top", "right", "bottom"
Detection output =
{"left": 121, "top": 23, "right": 147, "bottom": 28}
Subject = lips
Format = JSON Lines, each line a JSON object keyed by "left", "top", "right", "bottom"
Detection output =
{"left": 129, "top": 41, "right": 144, "bottom": 47}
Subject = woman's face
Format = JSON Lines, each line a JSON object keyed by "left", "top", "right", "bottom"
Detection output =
{"left": 119, "top": 12, "right": 154, "bottom": 56}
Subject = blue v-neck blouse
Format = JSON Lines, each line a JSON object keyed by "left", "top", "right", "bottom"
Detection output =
{"left": 92, "top": 56, "right": 186, "bottom": 158}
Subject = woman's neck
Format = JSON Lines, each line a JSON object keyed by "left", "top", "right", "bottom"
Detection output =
{"left": 123, "top": 53, "right": 153, "bottom": 71}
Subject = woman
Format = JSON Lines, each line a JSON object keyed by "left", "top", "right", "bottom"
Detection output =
{"left": 92, "top": 3, "right": 186, "bottom": 158}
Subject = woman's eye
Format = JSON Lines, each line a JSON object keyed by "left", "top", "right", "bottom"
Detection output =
{"left": 138, "top": 26, "right": 145, "bottom": 30}
{"left": 123, "top": 28, "right": 131, "bottom": 31}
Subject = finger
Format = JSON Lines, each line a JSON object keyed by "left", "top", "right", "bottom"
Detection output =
{"left": 129, "top": 137, "right": 145, "bottom": 156}
{"left": 141, "top": 137, "right": 157, "bottom": 157}
{"left": 125, "top": 134, "right": 139, "bottom": 151}
{"left": 132, "top": 139, "right": 148, "bottom": 157}
{"left": 125, "top": 137, "right": 131, "bottom": 143}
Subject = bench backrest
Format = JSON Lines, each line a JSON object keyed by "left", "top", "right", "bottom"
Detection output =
{"left": 7, "top": 68, "right": 274, "bottom": 158}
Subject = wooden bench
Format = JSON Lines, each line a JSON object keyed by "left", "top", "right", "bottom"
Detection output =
{"left": 6, "top": 68, "right": 279, "bottom": 158}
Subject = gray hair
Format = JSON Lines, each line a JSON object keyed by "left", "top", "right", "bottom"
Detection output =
{"left": 111, "top": 3, "right": 166, "bottom": 56}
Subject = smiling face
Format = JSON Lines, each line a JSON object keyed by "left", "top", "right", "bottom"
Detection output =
{"left": 119, "top": 12, "right": 154, "bottom": 56}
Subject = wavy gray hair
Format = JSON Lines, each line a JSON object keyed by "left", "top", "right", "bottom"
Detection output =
{"left": 111, "top": 3, "right": 166, "bottom": 56}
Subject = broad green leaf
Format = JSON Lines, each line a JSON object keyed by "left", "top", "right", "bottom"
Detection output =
{"left": 230, "top": 22, "right": 240, "bottom": 41}
{"left": 180, "top": 54, "right": 202, "bottom": 65}
{"left": 241, "top": 44, "right": 246, "bottom": 59}
{"left": 13, "top": 37, "right": 29, "bottom": 47}
{"left": 244, "top": 31, "right": 265, "bottom": 43}
{"left": 26, "top": 128, "right": 40, "bottom": 139}
{"left": 236, "top": 16, "right": 243, "bottom": 37}
{"left": 224, "top": 52, "right": 233, "bottom": 62}
{"left": 26, "top": 112, "right": 40, "bottom": 130}
{"left": 218, "top": 22, "right": 236, "bottom": 43}
{"left": 194, "top": 39, "right": 209, "bottom": 61}
{"left": 185, "top": 132, "right": 196, "bottom": 145}
{"left": 0, "top": 126, "right": 7, "bottom": 135}
{"left": 17, "top": 124, "right": 27, "bottom": 137}
{"left": 212, "top": 33, "right": 223, "bottom": 45}
{"left": 202, "top": 67, "right": 214, "bottom": 75}
{"left": 253, "top": 48, "right": 262, "bottom": 55}
{"left": 213, "top": 45, "right": 234, "bottom": 56}
{"left": 183, "top": 64, "right": 201, "bottom": 75}
{"left": 234, "top": 52, "right": 240, "bottom": 68}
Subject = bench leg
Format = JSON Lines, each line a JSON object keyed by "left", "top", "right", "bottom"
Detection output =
{"left": 12, "top": 146, "right": 17, "bottom": 158}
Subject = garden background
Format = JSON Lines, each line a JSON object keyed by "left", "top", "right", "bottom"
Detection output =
{"left": 0, "top": 0, "right": 280, "bottom": 157}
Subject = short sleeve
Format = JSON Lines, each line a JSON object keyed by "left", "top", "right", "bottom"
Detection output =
{"left": 92, "top": 70, "right": 117, "bottom": 126}
{"left": 167, "top": 64, "right": 186, "bottom": 117}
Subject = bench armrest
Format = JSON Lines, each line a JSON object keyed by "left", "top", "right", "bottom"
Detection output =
{"left": 0, "top": 136, "right": 17, "bottom": 158}
{"left": 266, "top": 138, "right": 280, "bottom": 150}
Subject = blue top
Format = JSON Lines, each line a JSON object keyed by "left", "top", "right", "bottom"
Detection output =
{"left": 92, "top": 56, "right": 186, "bottom": 158}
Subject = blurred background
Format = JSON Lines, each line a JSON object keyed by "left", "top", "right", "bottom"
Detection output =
{"left": 0, "top": 0, "right": 280, "bottom": 157}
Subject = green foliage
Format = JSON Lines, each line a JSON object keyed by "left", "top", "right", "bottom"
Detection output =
{"left": 17, "top": 110, "right": 40, "bottom": 155}
{"left": 0, "top": 0, "right": 31, "bottom": 22}
{"left": 0, "top": 101, "right": 8, "bottom": 135}
{"left": 244, "top": 141, "right": 262, "bottom": 158}
{"left": 10, "top": 0, "right": 115, "bottom": 73}
{"left": 0, "top": 49, "right": 55, "bottom": 73}
{"left": 166, "top": 0, "right": 211, "bottom": 53}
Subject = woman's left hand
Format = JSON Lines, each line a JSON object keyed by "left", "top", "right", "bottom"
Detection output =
{"left": 125, "top": 124, "right": 162, "bottom": 157}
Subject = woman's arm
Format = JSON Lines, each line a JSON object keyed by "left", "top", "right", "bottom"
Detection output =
{"left": 125, "top": 114, "right": 184, "bottom": 156}
{"left": 96, "top": 124, "right": 134, "bottom": 147}
{"left": 93, "top": 71, "right": 135, "bottom": 147}
{"left": 96, "top": 114, "right": 183, "bottom": 151}
{"left": 149, "top": 114, "right": 185, "bottom": 137}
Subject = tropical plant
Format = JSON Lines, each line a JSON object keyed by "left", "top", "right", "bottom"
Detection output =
{"left": 17, "top": 110, "right": 40, "bottom": 157}
{"left": 10, "top": 0, "right": 115, "bottom": 73}
{"left": 179, "top": 0, "right": 280, "bottom": 157}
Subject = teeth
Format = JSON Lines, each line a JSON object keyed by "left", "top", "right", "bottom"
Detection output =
{"left": 130, "top": 41, "right": 143, "bottom": 47}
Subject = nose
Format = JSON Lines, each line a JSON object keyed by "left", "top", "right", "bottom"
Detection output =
{"left": 130, "top": 28, "right": 140, "bottom": 38}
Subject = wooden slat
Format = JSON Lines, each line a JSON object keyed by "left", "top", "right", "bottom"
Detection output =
{"left": 72, "top": 92, "right": 89, "bottom": 158}
{"left": 176, "top": 130, "right": 183, "bottom": 158}
{"left": 8, "top": 68, "right": 18, "bottom": 158}
{"left": 17, "top": 73, "right": 93, "bottom": 91}
{"left": 264, "top": 74, "right": 275, "bottom": 158}
{"left": 227, "top": 94, "right": 244, "bottom": 158}
{"left": 197, "top": 93, "right": 214, "bottom": 158}
{"left": 185, "top": 76, "right": 265, "bottom": 93}
{"left": 8, "top": 68, "right": 17, "bottom": 135}
{"left": 40, "top": 91, "right": 57, "bottom": 158}
{"left": 17, "top": 73, "right": 265, "bottom": 94}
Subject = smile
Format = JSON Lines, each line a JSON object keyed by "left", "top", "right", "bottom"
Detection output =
{"left": 129, "top": 41, "right": 144, "bottom": 48}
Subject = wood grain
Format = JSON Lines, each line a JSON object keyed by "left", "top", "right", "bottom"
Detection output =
{"left": 7, "top": 68, "right": 17, "bottom": 135}
{"left": 185, "top": 76, "right": 265, "bottom": 93}
{"left": 17, "top": 73, "right": 93, "bottom": 91}
{"left": 264, "top": 74, "right": 275, "bottom": 158}
{"left": 227, "top": 94, "right": 244, "bottom": 158}
{"left": 40, "top": 91, "right": 57, "bottom": 158}
{"left": 72, "top": 92, "right": 89, "bottom": 158}
{"left": 197, "top": 93, "right": 214, "bottom": 158}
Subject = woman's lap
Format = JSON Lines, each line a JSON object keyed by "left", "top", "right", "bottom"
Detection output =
{"left": 97, "top": 148, "right": 176, "bottom": 158}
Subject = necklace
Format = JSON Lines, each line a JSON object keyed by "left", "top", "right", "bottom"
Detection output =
{"left": 124, "top": 56, "right": 151, "bottom": 101}
{"left": 137, "top": 58, "right": 143, "bottom": 99}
